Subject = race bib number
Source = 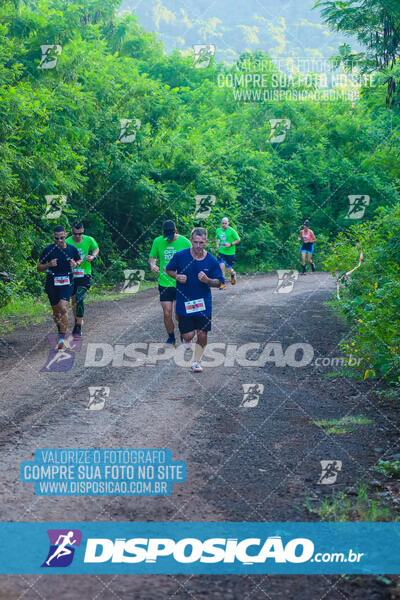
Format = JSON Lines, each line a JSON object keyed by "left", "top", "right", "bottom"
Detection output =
{"left": 54, "top": 275, "right": 70, "bottom": 286}
{"left": 72, "top": 268, "right": 85, "bottom": 278}
{"left": 185, "top": 298, "right": 206, "bottom": 314}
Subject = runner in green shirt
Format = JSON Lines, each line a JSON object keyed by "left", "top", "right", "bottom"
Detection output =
{"left": 215, "top": 217, "right": 240, "bottom": 288}
{"left": 149, "top": 220, "right": 192, "bottom": 346}
{"left": 65, "top": 221, "right": 99, "bottom": 338}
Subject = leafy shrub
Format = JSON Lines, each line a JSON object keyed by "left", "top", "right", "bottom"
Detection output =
{"left": 324, "top": 204, "right": 400, "bottom": 384}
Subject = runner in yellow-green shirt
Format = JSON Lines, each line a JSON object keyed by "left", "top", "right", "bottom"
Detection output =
{"left": 65, "top": 221, "right": 99, "bottom": 338}
{"left": 149, "top": 220, "right": 191, "bottom": 346}
{"left": 215, "top": 217, "right": 240, "bottom": 289}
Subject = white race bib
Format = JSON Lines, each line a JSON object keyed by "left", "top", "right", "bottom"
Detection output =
{"left": 184, "top": 298, "right": 206, "bottom": 314}
{"left": 54, "top": 275, "right": 70, "bottom": 286}
{"left": 72, "top": 268, "right": 85, "bottom": 278}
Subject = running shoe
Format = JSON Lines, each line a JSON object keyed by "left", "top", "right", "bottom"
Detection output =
{"left": 72, "top": 324, "right": 82, "bottom": 337}
{"left": 230, "top": 271, "right": 236, "bottom": 285}
{"left": 191, "top": 361, "right": 203, "bottom": 373}
{"left": 165, "top": 335, "right": 176, "bottom": 346}
{"left": 56, "top": 336, "right": 66, "bottom": 350}
{"left": 219, "top": 283, "right": 226, "bottom": 290}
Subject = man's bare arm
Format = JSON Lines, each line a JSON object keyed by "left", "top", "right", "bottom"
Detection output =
{"left": 198, "top": 271, "right": 221, "bottom": 288}
{"left": 86, "top": 247, "right": 99, "bottom": 261}
{"left": 37, "top": 262, "right": 50, "bottom": 272}
{"left": 165, "top": 269, "right": 176, "bottom": 280}
{"left": 207, "top": 277, "right": 222, "bottom": 288}
{"left": 149, "top": 257, "right": 160, "bottom": 273}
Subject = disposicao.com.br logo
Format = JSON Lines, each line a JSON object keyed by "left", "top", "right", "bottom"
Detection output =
{"left": 83, "top": 536, "right": 363, "bottom": 566}
{"left": 84, "top": 342, "right": 315, "bottom": 368}
{"left": 39, "top": 532, "right": 364, "bottom": 569}
{"left": 0, "top": 522, "right": 394, "bottom": 574}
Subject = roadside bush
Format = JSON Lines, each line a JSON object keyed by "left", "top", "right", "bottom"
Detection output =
{"left": 324, "top": 203, "right": 400, "bottom": 384}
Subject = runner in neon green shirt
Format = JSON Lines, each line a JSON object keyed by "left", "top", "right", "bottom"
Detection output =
{"left": 66, "top": 221, "right": 99, "bottom": 337}
{"left": 149, "top": 220, "right": 191, "bottom": 346}
{"left": 215, "top": 217, "right": 240, "bottom": 288}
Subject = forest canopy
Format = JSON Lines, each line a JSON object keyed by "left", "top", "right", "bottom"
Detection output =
{"left": 0, "top": 0, "right": 399, "bottom": 318}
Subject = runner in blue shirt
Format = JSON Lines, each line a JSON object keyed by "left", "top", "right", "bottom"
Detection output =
{"left": 166, "top": 227, "right": 224, "bottom": 372}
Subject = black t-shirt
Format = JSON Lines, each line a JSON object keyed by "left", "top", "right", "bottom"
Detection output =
{"left": 39, "top": 243, "right": 80, "bottom": 284}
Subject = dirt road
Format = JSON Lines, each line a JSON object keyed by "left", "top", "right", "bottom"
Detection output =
{"left": 0, "top": 272, "right": 398, "bottom": 598}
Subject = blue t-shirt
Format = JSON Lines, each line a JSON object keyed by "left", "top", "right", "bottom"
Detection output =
{"left": 166, "top": 248, "right": 224, "bottom": 317}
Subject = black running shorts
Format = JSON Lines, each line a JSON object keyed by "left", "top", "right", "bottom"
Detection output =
{"left": 178, "top": 315, "right": 211, "bottom": 334}
{"left": 300, "top": 242, "right": 314, "bottom": 254}
{"left": 158, "top": 285, "right": 176, "bottom": 302}
{"left": 72, "top": 274, "right": 92, "bottom": 296}
{"left": 217, "top": 253, "right": 236, "bottom": 268}
{"left": 45, "top": 280, "right": 74, "bottom": 306}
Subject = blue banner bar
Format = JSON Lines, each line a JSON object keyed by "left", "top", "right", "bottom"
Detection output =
{"left": 0, "top": 522, "right": 399, "bottom": 574}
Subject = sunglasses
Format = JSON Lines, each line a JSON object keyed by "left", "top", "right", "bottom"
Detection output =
{"left": 54, "top": 236, "right": 65, "bottom": 240}
{"left": 73, "top": 232, "right": 84, "bottom": 235}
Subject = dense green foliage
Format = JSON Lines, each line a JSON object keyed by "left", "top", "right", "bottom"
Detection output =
{"left": 318, "top": 0, "right": 400, "bottom": 385}
{"left": 315, "top": 0, "right": 400, "bottom": 106}
{"left": 324, "top": 204, "right": 400, "bottom": 384}
{"left": 0, "top": 0, "right": 400, "bottom": 359}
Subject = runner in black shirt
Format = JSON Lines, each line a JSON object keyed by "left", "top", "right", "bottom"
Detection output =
{"left": 38, "top": 226, "right": 82, "bottom": 349}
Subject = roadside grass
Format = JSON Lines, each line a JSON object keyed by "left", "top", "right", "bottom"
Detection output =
{"left": 375, "top": 385, "right": 400, "bottom": 403}
{"left": 305, "top": 483, "right": 399, "bottom": 522}
{"left": 314, "top": 415, "right": 372, "bottom": 434}
{"left": 0, "top": 281, "right": 156, "bottom": 334}
{"left": 323, "top": 369, "right": 364, "bottom": 380}
{"left": 0, "top": 297, "right": 49, "bottom": 333}
{"left": 375, "top": 459, "right": 400, "bottom": 478}
{"left": 90, "top": 280, "right": 156, "bottom": 302}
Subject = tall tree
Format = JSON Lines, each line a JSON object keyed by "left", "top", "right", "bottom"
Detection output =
{"left": 314, "top": 0, "right": 400, "bottom": 107}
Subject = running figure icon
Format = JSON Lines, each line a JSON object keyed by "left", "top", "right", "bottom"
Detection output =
{"left": 45, "top": 531, "right": 77, "bottom": 566}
